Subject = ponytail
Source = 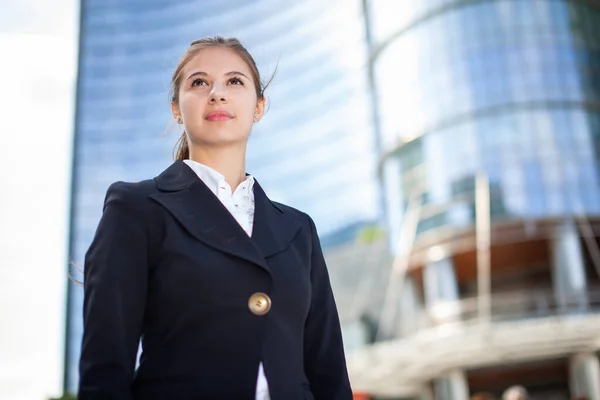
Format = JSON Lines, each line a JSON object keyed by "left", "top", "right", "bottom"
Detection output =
{"left": 174, "top": 131, "right": 189, "bottom": 160}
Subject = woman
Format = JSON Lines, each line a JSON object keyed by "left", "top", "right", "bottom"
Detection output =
{"left": 77, "top": 37, "right": 352, "bottom": 400}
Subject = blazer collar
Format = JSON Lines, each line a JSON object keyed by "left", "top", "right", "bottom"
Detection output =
{"left": 150, "top": 161, "right": 300, "bottom": 273}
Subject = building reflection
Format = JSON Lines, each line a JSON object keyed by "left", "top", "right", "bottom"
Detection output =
{"left": 340, "top": 1, "right": 600, "bottom": 399}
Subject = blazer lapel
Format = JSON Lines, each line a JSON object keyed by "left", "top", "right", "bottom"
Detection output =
{"left": 149, "top": 161, "right": 270, "bottom": 272}
{"left": 251, "top": 180, "right": 301, "bottom": 259}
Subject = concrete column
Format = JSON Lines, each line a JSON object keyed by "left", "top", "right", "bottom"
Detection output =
{"left": 551, "top": 220, "right": 588, "bottom": 312}
{"left": 433, "top": 370, "right": 469, "bottom": 400}
{"left": 418, "top": 386, "right": 435, "bottom": 400}
{"left": 423, "top": 257, "right": 460, "bottom": 324}
{"left": 569, "top": 352, "right": 600, "bottom": 400}
{"left": 397, "top": 276, "right": 422, "bottom": 337}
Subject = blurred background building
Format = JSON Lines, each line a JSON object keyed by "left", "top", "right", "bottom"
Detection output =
{"left": 346, "top": 0, "right": 600, "bottom": 399}
{"left": 3, "top": 0, "right": 600, "bottom": 400}
{"left": 64, "top": 0, "right": 379, "bottom": 394}
{"left": 0, "top": 1, "right": 77, "bottom": 400}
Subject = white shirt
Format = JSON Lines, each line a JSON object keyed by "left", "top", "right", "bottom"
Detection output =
{"left": 183, "top": 159, "right": 270, "bottom": 400}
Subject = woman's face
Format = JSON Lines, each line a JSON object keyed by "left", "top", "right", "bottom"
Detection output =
{"left": 172, "top": 47, "right": 264, "bottom": 148}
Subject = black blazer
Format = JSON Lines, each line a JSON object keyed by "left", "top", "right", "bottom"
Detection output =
{"left": 78, "top": 161, "right": 352, "bottom": 400}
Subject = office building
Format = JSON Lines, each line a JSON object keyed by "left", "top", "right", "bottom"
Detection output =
{"left": 348, "top": 0, "right": 600, "bottom": 399}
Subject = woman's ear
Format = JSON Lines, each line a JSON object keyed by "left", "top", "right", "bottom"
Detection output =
{"left": 255, "top": 98, "right": 266, "bottom": 121}
{"left": 171, "top": 102, "right": 181, "bottom": 120}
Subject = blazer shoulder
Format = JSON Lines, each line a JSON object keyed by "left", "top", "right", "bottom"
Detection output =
{"left": 271, "top": 201, "right": 315, "bottom": 231}
{"left": 104, "top": 179, "right": 158, "bottom": 208}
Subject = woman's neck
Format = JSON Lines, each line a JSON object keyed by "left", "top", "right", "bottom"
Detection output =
{"left": 188, "top": 144, "right": 247, "bottom": 191}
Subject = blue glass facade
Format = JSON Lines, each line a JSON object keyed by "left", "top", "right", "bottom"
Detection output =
{"left": 361, "top": 0, "right": 600, "bottom": 397}
{"left": 65, "top": 0, "right": 378, "bottom": 392}
{"left": 368, "top": 0, "right": 600, "bottom": 247}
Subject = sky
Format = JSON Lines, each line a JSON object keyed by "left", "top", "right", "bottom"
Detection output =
{"left": 0, "top": 0, "right": 78, "bottom": 399}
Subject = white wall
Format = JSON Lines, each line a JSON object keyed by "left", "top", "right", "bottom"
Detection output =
{"left": 0, "top": 1, "right": 78, "bottom": 399}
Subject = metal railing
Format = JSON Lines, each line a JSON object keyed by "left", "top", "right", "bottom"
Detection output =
{"left": 407, "top": 287, "right": 600, "bottom": 334}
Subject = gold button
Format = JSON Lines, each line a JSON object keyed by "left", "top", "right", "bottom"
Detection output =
{"left": 248, "top": 292, "right": 271, "bottom": 316}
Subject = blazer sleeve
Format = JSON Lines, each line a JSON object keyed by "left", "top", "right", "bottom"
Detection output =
{"left": 78, "top": 182, "right": 149, "bottom": 400}
{"left": 303, "top": 215, "right": 353, "bottom": 400}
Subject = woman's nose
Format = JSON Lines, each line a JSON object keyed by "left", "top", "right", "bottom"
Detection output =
{"left": 208, "top": 84, "right": 228, "bottom": 103}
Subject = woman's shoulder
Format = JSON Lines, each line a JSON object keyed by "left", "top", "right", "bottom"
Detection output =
{"left": 103, "top": 178, "right": 158, "bottom": 208}
{"left": 271, "top": 200, "right": 304, "bottom": 218}
{"left": 270, "top": 201, "right": 316, "bottom": 231}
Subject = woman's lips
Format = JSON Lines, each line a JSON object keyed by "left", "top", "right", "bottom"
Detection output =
{"left": 205, "top": 110, "right": 234, "bottom": 121}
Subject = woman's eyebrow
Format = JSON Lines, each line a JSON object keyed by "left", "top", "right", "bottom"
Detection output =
{"left": 187, "top": 71, "right": 208, "bottom": 80}
{"left": 186, "top": 71, "right": 249, "bottom": 80}
{"left": 224, "top": 71, "right": 249, "bottom": 79}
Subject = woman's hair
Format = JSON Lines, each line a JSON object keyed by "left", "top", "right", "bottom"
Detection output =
{"left": 170, "top": 36, "right": 273, "bottom": 160}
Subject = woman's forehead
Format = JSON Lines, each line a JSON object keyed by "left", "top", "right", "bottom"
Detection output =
{"left": 183, "top": 47, "right": 252, "bottom": 77}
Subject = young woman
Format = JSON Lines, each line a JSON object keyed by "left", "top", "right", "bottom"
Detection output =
{"left": 78, "top": 36, "right": 352, "bottom": 400}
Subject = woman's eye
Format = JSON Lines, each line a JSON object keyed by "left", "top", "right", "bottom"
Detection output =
{"left": 228, "top": 77, "right": 243, "bottom": 85}
{"left": 191, "top": 78, "right": 207, "bottom": 87}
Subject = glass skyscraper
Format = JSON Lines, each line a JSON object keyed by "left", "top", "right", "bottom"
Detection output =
{"left": 370, "top": 0, "right": 600, "bottom": 243}
{"left": 65, "top": 0, "right": 378, "bottom": 392}
{"left": 348, "top": 0, "right": 600, "bottom": 399}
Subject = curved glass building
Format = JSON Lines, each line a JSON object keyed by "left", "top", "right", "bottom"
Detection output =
{"left": 65, "top": 0, "right": 378, "bottom": 392}
{"left": 372, "top": 0, "right": 600, "bottom": 243}
{"left": 348, "top": 1, "right": 600, "bottom": 399}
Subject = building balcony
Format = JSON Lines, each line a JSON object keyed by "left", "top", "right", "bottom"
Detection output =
{"left": 347, "top": 288, "right": 600, "bottom": 398}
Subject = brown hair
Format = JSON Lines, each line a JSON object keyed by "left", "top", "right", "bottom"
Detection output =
{"left": 170, "top": 36, "right": 273, "bottom": 160}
